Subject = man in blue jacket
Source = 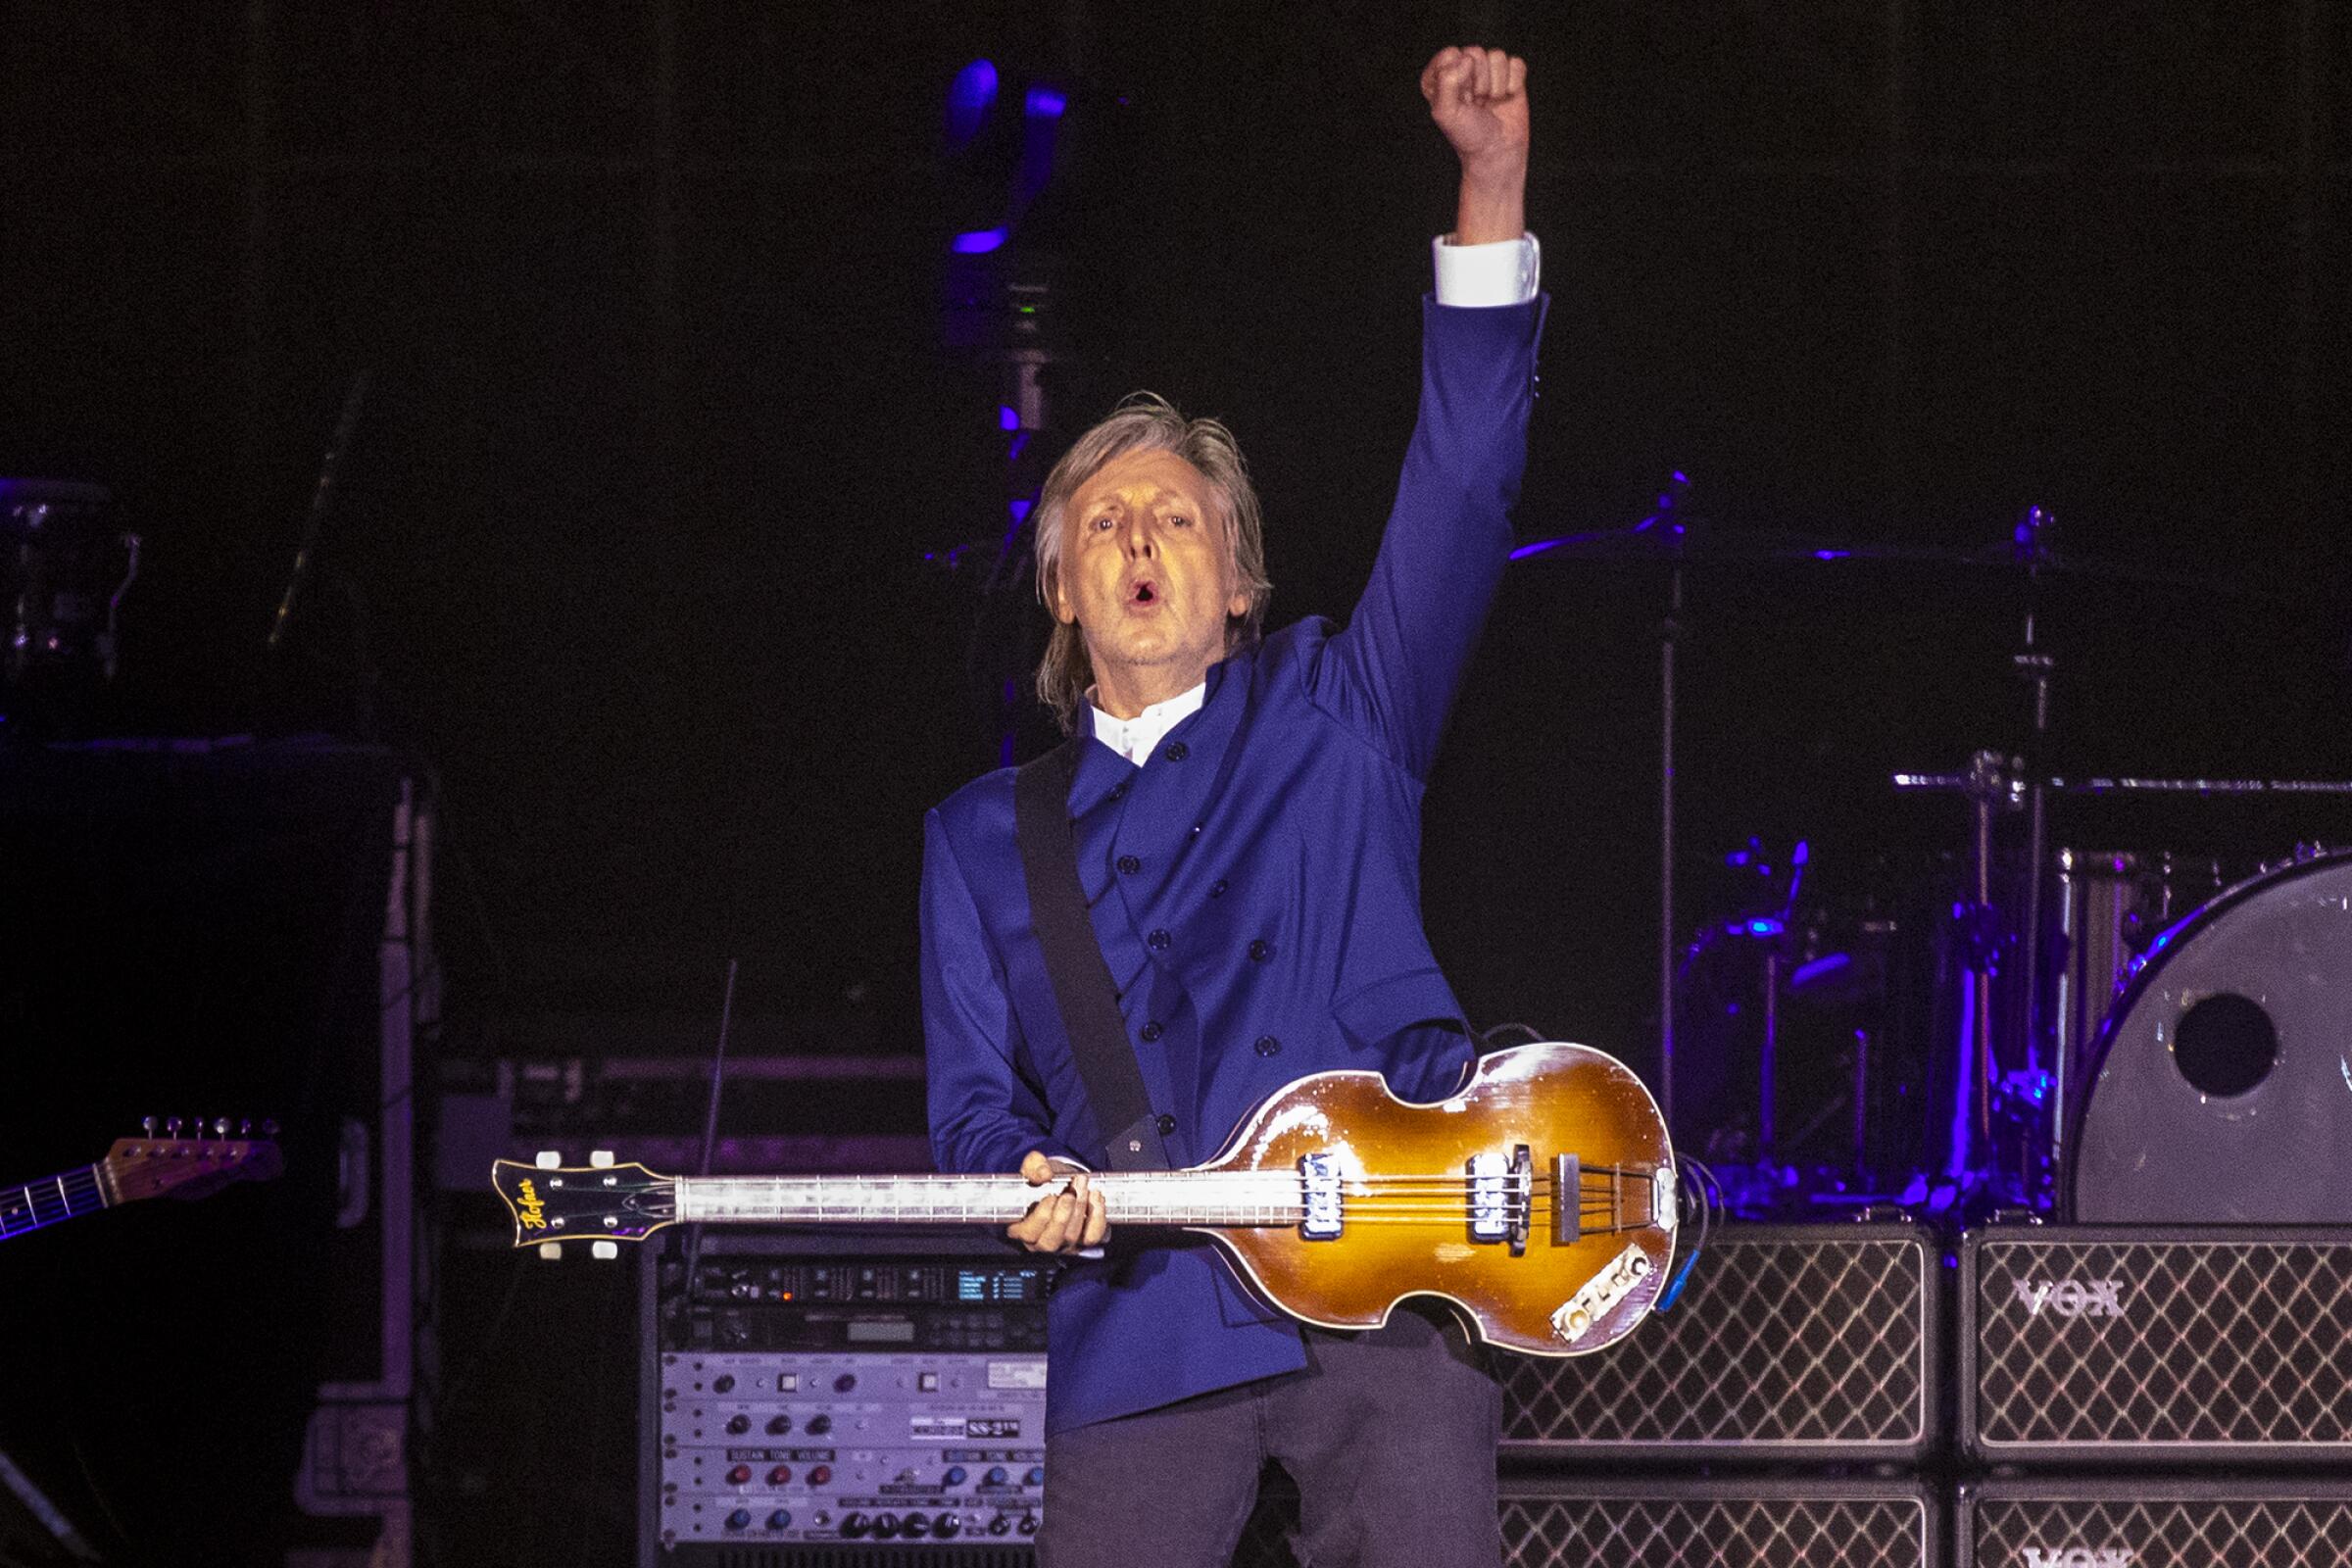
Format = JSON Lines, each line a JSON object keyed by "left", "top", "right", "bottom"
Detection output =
{"left": 921, "top": 45, "right": 1543, "bottom": 1568}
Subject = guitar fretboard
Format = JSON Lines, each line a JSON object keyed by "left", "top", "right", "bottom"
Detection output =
{"left": 0, "top": 1166, "right": 107, "bottom": 1240}
{"left": 673, "top": 1171, "right": 1302, "bottom": 1228}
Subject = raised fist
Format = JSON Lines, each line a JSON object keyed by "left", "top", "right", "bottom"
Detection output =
{"left": 1420, "top": 46, "right": 1529, "bottom": 176}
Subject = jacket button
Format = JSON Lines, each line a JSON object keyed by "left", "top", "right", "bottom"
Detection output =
{"left": 1209, "top": 879, "right": 1227, "bottom": 898}
{"left": 1109, "top": 781, "right": 1128, "bottom": 801}
{"left": 1140, "top": 1021, "right": 1163, "bottom": 1043}
{"left": 1166, "top": 741, "right": 1190, "bottom": 761}
{"left": 1190, "top": 822, "right": 1203, "bottom": 838}
{"left": 1117, "top": 855, "right": 1141, "bottom": 874}
{"left": 1248, "top": 938, "right": 1271, "bottom": 961}
{"left": 1254, "top": 1035, "right": 1282, "bottom": 1057}
{"left": 1148, "top": 929, "right": 1172, "bottom": 951}
{"left": 1155, "top": 1114, "right": 1177, "bottom": 1137}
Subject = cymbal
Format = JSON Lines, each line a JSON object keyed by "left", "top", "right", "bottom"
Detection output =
{"left": 1508, "top": 523, "right": 2236, "bottom": 592}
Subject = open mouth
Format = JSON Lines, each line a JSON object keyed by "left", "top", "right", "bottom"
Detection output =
{"left": 1129, "top": 579, "right": 1157, "bottom": 606}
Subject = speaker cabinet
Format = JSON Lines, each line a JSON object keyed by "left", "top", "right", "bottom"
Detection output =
{"left": 1960, "top": 1478, "right": 2352, "bottom": 1568}
{"left": 1961, "top": 1225, "right": 2352, "bottom": 1463}
{"left": 1500, "top": 1224, "right": 1940, "bottom": 1461}
{"left": 1236, "top": 1477, "right": 1938, "bottom": 1568}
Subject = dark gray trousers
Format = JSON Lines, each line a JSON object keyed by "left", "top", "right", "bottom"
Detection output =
{"left": 1038, "top": 1306, "right": 1503, "bottom": 1568}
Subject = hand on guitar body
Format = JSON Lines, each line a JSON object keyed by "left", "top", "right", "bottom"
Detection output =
{"left": 1007, "top": 1150, "right": 1108, "bottom": 1254}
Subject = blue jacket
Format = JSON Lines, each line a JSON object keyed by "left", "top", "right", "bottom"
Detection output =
{"left": 921, "top": 294, "right": 1546, "bottom": 1434}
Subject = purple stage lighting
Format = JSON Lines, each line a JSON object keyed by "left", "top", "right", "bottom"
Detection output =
{"left": 948, "top": 60, "right": 999, "bottom": 145}
{"left": 1024, "top": 86, "right": 1067, "bottom": 119}
{"left": 953, "top": 227, "right": 1007, "bottom": 254}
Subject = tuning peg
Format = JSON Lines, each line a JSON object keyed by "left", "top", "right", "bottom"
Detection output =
{"left": 261, "top": 1119, "right": 278, "bottom": 1137}
{"left": 537, "top": 1242, "right": 564, "bottom": 1261}
{"left": 592, "top": 1242, "right": 619, "bottom": 1260}
{"left": 142, "top": 1116, "right": 157, "bottom": 1138}
{"left": 167, "top": 1118, "right": 183, "bottom": 1138}
{"left": 239, "top": 1118, "right": 254, "bottom": 1137}
{"left": 589, "top": 1150, "right": 615, "bottom": 1168}
{"left": 535, "top": 1151, "right": 562, "bottom": 1169}
{"left": 213, "top": 1117, "right": 229, "bottom": 1139}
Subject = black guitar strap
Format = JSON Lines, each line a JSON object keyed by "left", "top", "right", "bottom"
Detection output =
{"left": 1013, "top": 736, "right": 1173, "bottom": 1172}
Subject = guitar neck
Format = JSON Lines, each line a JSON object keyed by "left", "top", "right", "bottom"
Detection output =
{"left": 673, "top": 1170, "right": 1300, "bottom": 1229}
{"left": 0, "top": 1164, "right": 108, "bottom": 1241}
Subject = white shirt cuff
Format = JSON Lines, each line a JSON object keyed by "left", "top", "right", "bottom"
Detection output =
{"left": 1433, "top": 232, "right": 1540, "bottom": 307}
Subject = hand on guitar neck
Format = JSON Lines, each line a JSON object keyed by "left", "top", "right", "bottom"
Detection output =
{"left": 1008, "top": 1151, "right": 1110, "bottom": 1254}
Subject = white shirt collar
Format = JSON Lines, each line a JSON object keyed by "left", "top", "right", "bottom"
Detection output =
{"left": 1088, "top": 680, "right": 1206, "bottom": 766}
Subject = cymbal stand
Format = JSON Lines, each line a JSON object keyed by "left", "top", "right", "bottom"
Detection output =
{"left": 1652, "top": 472, "right": 1692, "bottom": 1138}
{"left": 2010, "top": 505, "right": 2061, "bottom": 1190}
{"left": 1948, "top": 748, "right": 2018, "bottom": 1180}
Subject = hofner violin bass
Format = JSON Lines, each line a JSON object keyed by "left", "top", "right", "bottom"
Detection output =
{"left": 492, "top": 1043, "right": 1677, "bottom": 1355}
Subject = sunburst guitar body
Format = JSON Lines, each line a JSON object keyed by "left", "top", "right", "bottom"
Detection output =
{"left": 494, "top": 1042, "right": 1677, "bottom": 1356}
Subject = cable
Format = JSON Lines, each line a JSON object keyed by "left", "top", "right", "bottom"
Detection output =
{"left": 1654, "top": 1155, "right": 1717, "bottom": 1312}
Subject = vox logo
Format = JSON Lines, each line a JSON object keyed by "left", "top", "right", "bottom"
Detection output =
{"left": 2021, "top": 1548, "right": 2133, "bottom": 1568}
{"left": 2011, "top": 1278, "right": 2126, "bottom": 1318}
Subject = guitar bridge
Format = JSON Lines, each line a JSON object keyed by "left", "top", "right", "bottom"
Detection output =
{"left": 1298, "top": 1152, "right": 1343, "bottom": 1240}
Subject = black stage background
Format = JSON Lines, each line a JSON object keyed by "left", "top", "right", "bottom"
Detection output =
{"left": 1, "top": 3, "right": 2348, "bottom": 1564}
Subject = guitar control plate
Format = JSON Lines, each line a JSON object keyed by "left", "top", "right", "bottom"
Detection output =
{"left": 1549, "top": 1242, "right": 1651, "bottom": 1347}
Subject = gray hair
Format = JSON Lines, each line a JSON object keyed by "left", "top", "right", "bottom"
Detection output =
{"left": 1031, "top": 393, "right": 1274, "bottom": 732}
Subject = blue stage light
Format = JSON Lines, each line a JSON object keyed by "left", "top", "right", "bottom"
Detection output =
{"left": 948, "top": 59, "right": 999, "bottom": 145}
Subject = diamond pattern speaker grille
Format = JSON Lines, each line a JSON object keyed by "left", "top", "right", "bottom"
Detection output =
{"left": 1967, "top": 1489, "right": 2352, "bottom": 1568}
{"left": 1499, "top": 1226, "right": 1933, "bottom": 1457}
{"left": 1500, "top": 1494, "right": 1928, "bottom": 1568}
{"left": 1968, "top": 1231, "right": 2352, "bottom": 1455}
{"left": 1234, "top": 1482, "right": 1932, "bottom": 1568}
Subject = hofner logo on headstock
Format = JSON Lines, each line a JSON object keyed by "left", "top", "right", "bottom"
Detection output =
{"left": 514, "top": 1178, "right": 549, "bottom": 1231}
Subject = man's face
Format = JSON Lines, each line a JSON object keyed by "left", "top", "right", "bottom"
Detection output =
{"left": 1054, "top": 447, "right": 1249, "bottom": 709}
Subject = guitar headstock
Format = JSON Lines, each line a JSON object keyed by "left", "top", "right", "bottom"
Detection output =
{"left": 102, "top": 1117, "right": 284, "bottom": 1204}
{"left": 491, "top": 1155, "right": 676, "bottom": 1254}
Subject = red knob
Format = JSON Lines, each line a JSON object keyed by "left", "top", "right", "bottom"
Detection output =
{"left": 767, "top": 1464, "right": 793, "bottom": 1485}
{"left": 808, "top": 1464, "right": 833, "bottom": 1486}
{"left": 726, "top": 1464, "right": 753, "bottom": 1485}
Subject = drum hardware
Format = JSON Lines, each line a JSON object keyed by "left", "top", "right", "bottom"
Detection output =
{"left": 1514, "top": 469, "right": 1698, "bottom": 1136}
{"left": 1, "top": 479, "right": 141, "bottom": 721}
{"left": 1519, "top": 500, "right": 2329, "bottom": 1219}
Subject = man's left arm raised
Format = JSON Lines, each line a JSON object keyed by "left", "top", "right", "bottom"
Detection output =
{"left": 1316, "top": 47, "right": 1544, "bottom": 779}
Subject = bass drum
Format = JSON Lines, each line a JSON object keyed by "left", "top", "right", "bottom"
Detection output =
{"left": 2069, "top": 850, "right": 2352, "bottom": 1222}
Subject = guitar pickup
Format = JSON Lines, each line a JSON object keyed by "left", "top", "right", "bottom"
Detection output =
{"left": 1468, "top": 1152, "right": 1508, "bottom": 1241}
{"left": 1298, "top": 1152, "right": 1343, "bottom": 1240}
{"left": 1470, "top": 1148, "right": 1533, "bottom": 1252}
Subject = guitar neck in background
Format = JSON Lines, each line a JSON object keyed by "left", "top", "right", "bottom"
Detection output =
{"left": 0, "top": 1166, "right": 107, "bottom": 1241}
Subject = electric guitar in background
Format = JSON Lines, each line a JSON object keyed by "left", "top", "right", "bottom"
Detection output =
{"left": 1, "top": 1120, "right": 283, "bottom": 1242}
{"left": 494, "top": 1042, "right": 1678, "bottom": 1356}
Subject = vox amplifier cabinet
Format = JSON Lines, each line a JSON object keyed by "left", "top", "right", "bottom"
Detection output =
{"left": 640, "top": 1232, "right": 1050, "bottom": 1565}
{"left": 1498, "top": 1224, "right": 1940, "bottom": 1461}
{"left": 1235, "top": 1476, "right": 1940, "bottom": 1568}
{"left": 1961, "top": 1225, "right": 2352, "bottom": 1463}
{"left": 1958, "top": 1478, "right": 2352, "bottom": 1568}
